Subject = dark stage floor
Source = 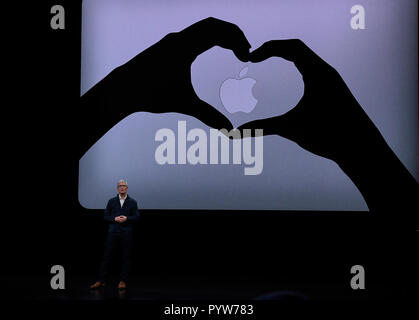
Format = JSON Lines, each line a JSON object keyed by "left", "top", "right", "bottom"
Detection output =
{"left": 4, "top": 274, "right": 393, "bottom": 301}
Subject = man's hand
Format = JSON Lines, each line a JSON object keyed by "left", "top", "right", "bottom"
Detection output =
{"left": 114, "top": 216, "right": 127, "bottom": 223}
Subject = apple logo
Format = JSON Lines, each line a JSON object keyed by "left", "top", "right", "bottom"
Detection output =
{"left": 220, "top": 66, "right": 258, "bottom": 113}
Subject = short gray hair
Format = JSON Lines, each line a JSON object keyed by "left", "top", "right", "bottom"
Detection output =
{"left": 117, "top": 179, "right": 128, "bottom": 187}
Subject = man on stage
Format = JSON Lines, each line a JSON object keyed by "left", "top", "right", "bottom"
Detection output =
{"left": 90, "top": 179, "right": 140, "bottom": 290}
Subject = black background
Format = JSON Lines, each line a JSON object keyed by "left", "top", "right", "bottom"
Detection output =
{"left": 3, "top": 0, "right": 417, "bottom": 303}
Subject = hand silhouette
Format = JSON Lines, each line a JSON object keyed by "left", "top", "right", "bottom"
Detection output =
{"left": 237, "top": 39, "right": 418, "bottom": 211}
{"left": 79, "top": 17, "right": 251, "bottom": 158}
{"left": 237, "top": 39, "right": 380, "bottom": 163}
{"left": 114, "top": 17, "right": 252, "bottom": 127}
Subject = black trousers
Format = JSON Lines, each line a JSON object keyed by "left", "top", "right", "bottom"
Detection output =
{"left": 98, "top": 230, "right": 133, "bottom": 283}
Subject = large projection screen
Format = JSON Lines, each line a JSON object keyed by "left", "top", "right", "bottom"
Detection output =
{"left": 79, "top": 0, "right": 418, "bottom": 211}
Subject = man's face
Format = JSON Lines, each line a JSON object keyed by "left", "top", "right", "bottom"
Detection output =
{"left": 117, "top": 182, "right": 128, "bottom": 196}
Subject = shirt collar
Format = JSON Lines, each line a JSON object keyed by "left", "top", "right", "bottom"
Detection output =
{"left": 118, "top": 194, "right": 128, "bottom": 200}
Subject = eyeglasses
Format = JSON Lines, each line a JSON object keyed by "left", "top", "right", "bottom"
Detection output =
{"left": 117, "top": 185, "right": 127, "bottom": 188}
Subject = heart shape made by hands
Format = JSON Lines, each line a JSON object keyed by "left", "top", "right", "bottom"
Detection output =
{"left": 191, "top": 46, "right": 304, "bottom": 129}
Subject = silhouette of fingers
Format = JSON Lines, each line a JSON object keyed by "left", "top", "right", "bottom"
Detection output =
{"left": 249, "top": 39, "right": 328, "bottom": 77}
{"left": 177, "top": 17, "right": 251, "bottom": 62}
{"left": 188, "top": 97, "right": 233, "bottom": 131}
{"left": 237, "top": 111, "right": 297, "bottom": 140}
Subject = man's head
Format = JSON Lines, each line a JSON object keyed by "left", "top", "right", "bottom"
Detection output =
{"left": 117, "top": 179, "right": 128, "bottom": 197}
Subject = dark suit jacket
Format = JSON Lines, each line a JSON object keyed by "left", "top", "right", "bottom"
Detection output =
{"left": 104, "top": 194, "right": 140, "bottom": 233}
